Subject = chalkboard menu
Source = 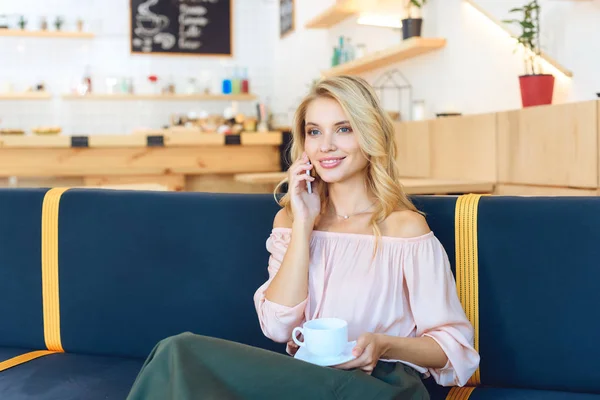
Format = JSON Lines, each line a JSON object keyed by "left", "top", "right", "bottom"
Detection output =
{"left": 280, "top": 0, "right": 294, "bottom": 38}
{"left": 130, "top": 0, "right": 232, "bottom": 56}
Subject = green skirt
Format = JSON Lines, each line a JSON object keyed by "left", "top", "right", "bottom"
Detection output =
{"left": 126, "top": 332, "right": 430, "bottom": 400}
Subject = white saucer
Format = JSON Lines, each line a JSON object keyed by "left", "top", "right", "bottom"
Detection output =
{"left": 294, "top": 341, "right": 357, "bottom": 367}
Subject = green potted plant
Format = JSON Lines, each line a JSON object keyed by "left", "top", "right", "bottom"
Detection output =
{"left": 402, "top": 0, "right": 427, "bottom": 40}
{"left": 54, "top": 16, "right": 64, "bottom": 31}
{"left": 18, "top": 16, "right": 27, "bottom": 30}
{"left": 503, "top": 1, "right": 554, "bottom": 107}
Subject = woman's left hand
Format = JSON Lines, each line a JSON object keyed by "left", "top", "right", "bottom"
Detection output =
{"left": 333, "top": 333, "right": 387, "bottom": 375}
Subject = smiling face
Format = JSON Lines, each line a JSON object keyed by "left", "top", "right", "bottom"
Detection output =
{"left": 303, "top": 96, "right": 369, "bottom": 184}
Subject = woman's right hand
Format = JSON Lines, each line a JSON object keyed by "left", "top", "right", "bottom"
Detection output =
{"left": 288, "top": 152, "right": 320, "bottom": 225}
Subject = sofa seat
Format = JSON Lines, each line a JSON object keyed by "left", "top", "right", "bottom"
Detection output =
{"left": 0, "top": 348, "right": 143, "bottom": 400}
{"left": 425, "top": 379, "right": 600, "bottom": 400}
{"left": 468, "top": 387, "right": 600, "bottom": 399}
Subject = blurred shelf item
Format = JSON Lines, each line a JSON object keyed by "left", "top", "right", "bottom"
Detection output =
{"left": 61, "top": 93, "right": 257, "bottom": 101}
{"left": 0, "top": 29, "right": 94, "bottom": 38}
{"left": 323, "top": 38, "right": 447, "bottom": 77}
{"left": 0, "top": 129, "right": 25, "bottom": 135}
{"left": 0, "top": 92, "right": 52, "bottom": 100}
{"left": 32, "top": 126, "right": 62, "bottom": 135}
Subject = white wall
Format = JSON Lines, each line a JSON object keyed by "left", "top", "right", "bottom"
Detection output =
{"left": 0, "top": 0, "right": 278, "bottom": 135}
{"left": 272, "top": 0, "right": 600, "bottom": 122}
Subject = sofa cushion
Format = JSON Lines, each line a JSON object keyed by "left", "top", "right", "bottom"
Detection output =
{"left": 0, "top": 349, "right": 143, "bottom": 400}
{"left": 469, "top": 387, "right": 600, "bottom": 399}
{"left": 0, "top": 189, "right": 48, "bottom": 350}
{"left": 56, "top": 190, "right": 283, "bottom": 358}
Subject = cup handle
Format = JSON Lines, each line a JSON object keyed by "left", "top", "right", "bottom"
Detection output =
{"left": 292, "top": 327, "right": 304, "bottom": 347}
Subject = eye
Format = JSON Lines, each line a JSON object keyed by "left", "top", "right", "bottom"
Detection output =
{"left": 338, "top": 126, "right": 352, "bottom": 133}
{"left": 306, "top": 129, "right": 320, "bottom": 136}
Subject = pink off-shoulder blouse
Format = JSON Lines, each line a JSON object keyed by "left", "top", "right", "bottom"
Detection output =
{"left": 254, "top": 228, "right": 480, "bottom": 387}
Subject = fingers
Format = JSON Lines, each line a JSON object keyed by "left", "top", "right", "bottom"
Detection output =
{"left": 352, "top": 336, "right": 370, "bottom": 358}
{"left": 334, "top": 342, "right": 376, "bottom": 372}
{"left": 290, "top": 162, "right": 312, "bottom": 178}
{"left": 287, "top": 340, "right": 299, "bottom": 356}
{"left": 291, "top": 173, "right": 315, "bottom": 194}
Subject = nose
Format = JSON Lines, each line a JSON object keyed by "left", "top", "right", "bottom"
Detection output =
{"left": 319, "top": 132, "right": 336, "bottom": 153}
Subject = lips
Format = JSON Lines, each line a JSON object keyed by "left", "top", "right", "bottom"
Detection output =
{"left": 319, "top": 157, "right": 345, "bottom": 169}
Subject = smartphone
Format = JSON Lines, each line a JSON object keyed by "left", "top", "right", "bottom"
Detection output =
{"left": 306, "top": 162, "right": 312, "bottom": 194}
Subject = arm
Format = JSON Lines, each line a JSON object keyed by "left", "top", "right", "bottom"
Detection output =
{"left": 402, "top": 236, "right": 480, "bottom": 386}
{"left": 378, "top": 335, "right": 448, "bottom": 368}
{"left": 253, "top": 152, "right": 320, "bottom": 343}
{"left": 336, "top": 212, "right": 479, "bottom": 385}
{"left": 253, "top": 218, "right": 309, "bottom": 343}
{"left": 263, "top": 212, "right": 312, "bottom": 307}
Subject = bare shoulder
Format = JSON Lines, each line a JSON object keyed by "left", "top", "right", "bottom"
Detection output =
{"left": 381, "top": 210, "right": 431, "bottom": 238}
{"left": 273, "top": 208, "right": 293, "bottom": 229}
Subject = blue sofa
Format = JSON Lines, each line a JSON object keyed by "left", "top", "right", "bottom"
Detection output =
{"left": 0, "top": 188, "right": 598, "bottom": 399}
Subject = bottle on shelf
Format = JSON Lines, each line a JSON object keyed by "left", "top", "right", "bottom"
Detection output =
{"left": 332, "top": 45, "right": 340, "bottom": 67}
{"left": 241, "top": 67, "right": 250, "bottom": 94}
{"left": 79, "top": 65, "right": 92, "bottom": 95}
{"left": 231, "top": 66, "right": 241, "bottom": 95}
{"left": 222, "top": 68, "right": 232, "bottom": 95}
{"left": 345, "top": 38, "right": 355, "bottom": 62}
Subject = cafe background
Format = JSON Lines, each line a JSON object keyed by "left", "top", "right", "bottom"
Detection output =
{"left": 0, "top": 0, "right": 599, "bottom": 195}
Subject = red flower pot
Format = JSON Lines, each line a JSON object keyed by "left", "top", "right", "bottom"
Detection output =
{"left": 519, "top": 74, "right": 555, "bottom": 108}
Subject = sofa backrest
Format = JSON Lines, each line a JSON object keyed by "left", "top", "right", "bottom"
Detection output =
{"left": 0, "top": 189, "right": 283, "bottom": 357}
{"left": 0, "top": 189, "right": 49, "bottom": 350}
{"left": 414, "top": 195, "right": 600, "bottom": 394}
{"left": 1, "top": 189, "right": 599, "bottom": 394}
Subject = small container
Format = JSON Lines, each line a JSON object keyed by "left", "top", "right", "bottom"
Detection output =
{"left": 412, "top": 100, "right": 426, "bottom": 121}
{"left": 355, "top": 44, "right": 366, "bottom": 59}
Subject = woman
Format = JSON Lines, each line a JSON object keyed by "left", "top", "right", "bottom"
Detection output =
{"left": 254, "top": 76, "right": 479, "bottom": 394}
{"left": 127, "top": 76, "right": 479, "bottom": 400}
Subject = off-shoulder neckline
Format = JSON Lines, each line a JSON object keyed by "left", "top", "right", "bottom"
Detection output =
{"left": 271, "top": 227, "right": 435, "bottom": 243}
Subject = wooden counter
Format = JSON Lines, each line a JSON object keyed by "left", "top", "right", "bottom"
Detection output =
{"left": 234, "top": 172, "right": 495, "bottom": 195}
{"left": 0, "top": 132, "right": 283, "bottom": 192}
{"left": 395, "top": 100, "right": 600, "bottom": 196}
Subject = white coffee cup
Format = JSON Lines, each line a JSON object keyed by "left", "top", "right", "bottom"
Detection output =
{"left": 292, "top": 318, "right": 348, "bottom": 357}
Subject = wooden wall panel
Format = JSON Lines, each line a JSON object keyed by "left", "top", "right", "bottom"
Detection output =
{"left": 498, "top": 101, "right": 598, "bottom": 189}
{"left": 429, "top": 113, "right": 497, "bottom": 181}
{"left": 395, "top": 121, "right": 431, "bottom": 178}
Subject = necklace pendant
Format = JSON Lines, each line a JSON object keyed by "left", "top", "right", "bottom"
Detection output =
{"left": 343, "top": 215, "right": 349, "bottom": 219}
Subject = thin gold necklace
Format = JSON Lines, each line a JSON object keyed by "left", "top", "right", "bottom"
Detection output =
{"left": 332, "top": 202, "right": 375, "bottom": 220}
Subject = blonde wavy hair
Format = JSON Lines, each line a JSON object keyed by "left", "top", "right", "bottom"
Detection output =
{"left": 274, "top": 75, "right": 418, "bottom": 241}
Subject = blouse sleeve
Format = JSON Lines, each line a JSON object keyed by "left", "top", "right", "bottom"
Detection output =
{"left": 253, "top": 230, "right": 307, "bottom": 343}
{"left": 403, "top": 236, "right": 480, "bottom": 387}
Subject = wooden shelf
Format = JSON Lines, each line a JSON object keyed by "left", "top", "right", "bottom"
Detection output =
{"left": 305, "top": 2, "right": 358, "bottom": 29}
{"left": 305, "top": 0, "right": 406, "bottom": 29}
{"left": 0, "top": 92, "right": 52, "bottom": 100}
{"left": 0, "top": 29, "right": 94, "bottom": 38}
{"left": 61, "top": 93, "right": 257, "bottom": 101}
{"left": 322, "top": 38, "right": 447, "bottom": 77}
